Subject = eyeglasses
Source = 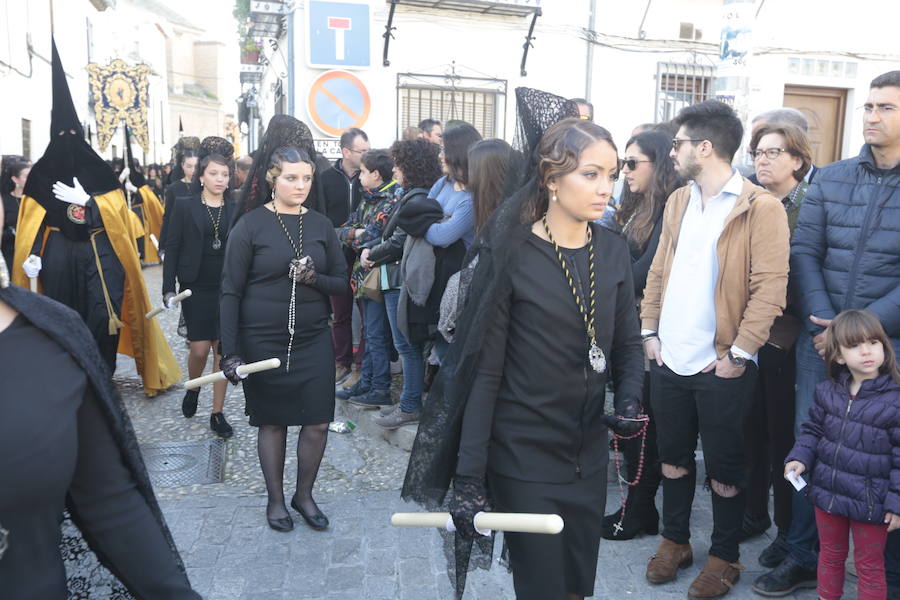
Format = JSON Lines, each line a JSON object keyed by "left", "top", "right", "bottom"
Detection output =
{"left": 750, "top": 148, "right": 790, "bottom": 161}
{"left": 346, "top": 148, "right": 367, "bottom": 155}
{"left": 861, "top": 104, "right": 898, "bottom": 115}
{"left": 621, "top": 158, "right": 652, "bottom": 171}
{"left": 671, "top": 138, "right": 705, "bottom": 151}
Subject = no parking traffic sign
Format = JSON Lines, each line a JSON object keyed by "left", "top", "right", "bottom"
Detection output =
{"left": 306, "top": 70, "right": 371, "bottom": 137}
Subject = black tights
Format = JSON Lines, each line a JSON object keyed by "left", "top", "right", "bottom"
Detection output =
{"left": 257, "top": 423, "right": 329, "bottom": 520}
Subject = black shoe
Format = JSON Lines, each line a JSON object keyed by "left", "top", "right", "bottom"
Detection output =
{"left": 267, "top": 515, "right": 294, "bottom": 532}
{"left": 758, "top": 531, "right": 789, "bottom": 569}
{"left": 751, "top": 557, "right": 817, "bottom": 597}
{"left": 182, "top": 389, "right": 199, "bottom": 418}
{"left": 291, "top": 497, "right": 329, "bottom": 530}
{"left": 737, "top": 511, "right": 772, "bottom": 543}
{"left": 347, "top": 389, "right": 392, "bottom": 409}
{"left": 336, "top": 378, "right": 369, "bottom": 400}
{"left": 601, "top": 504, "right": 660, "bottom": 541}
{"left": 210, "top": 412, "right": 234, "bottom": 439}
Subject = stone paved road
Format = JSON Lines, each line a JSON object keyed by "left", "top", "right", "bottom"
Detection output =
{"left": 110, "top": 266, "right": 838, "bottom": 599}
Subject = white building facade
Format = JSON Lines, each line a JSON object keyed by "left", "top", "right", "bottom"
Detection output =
{"left": 243, "top": 0, "right": 900, "bottom": 166}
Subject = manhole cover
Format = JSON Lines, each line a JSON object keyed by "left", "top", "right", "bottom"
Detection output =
{"left": 141, "top": 440, "right": 226, "bottom": 487}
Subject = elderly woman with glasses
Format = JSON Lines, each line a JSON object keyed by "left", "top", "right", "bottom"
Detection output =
{"left": 741, "top": 122, "right": 814, "bottom": 567}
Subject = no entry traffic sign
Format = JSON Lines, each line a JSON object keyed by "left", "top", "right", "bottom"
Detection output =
{"left": 306, "top": 70, "right": 371, "bottom": 137}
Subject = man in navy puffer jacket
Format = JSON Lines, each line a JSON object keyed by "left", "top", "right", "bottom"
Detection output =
{"left": 752, "top": 70, "right": 900, "bottom": 597}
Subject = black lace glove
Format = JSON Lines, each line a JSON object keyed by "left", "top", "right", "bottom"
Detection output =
{"left": 603, "top": 396, "right": 645, "bottom": 436}
{"left": 448, "top": 475, "right": 489, "bottom": 540}
{"left": 220, "top": 355, "right": 246, "bottom": 385}
{"left": 289, "top": 255, "right": 317, "bottom": 285}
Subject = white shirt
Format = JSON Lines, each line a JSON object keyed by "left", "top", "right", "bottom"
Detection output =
{"left": 658, "top": 170, "right": 750, "bottom": 376}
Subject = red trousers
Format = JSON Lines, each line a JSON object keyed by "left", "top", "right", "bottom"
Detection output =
{"left": 815, "top": 507, "right": 889, "bottom": 600}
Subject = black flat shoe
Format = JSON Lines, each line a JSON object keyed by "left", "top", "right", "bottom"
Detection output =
{"left": 182, "top": 389, "right": 199, "bottom": 418}
{"left": 291, "top": 497, "right": 329, "bottom": 530}
{"left": 267, "top": 515, "right": 294, "bottom": 532}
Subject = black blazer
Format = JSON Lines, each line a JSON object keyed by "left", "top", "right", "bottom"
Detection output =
{"left": 162, "top": 194, "right": 231, "bottom": 295}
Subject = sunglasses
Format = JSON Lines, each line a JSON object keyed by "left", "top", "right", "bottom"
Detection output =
{"left": 621, "top": 158, "right": 652, "bottom": 171}
{"left": 671, "top": 138, "right": 705, "bottom": 151}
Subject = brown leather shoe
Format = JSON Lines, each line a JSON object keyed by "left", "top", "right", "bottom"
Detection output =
{"left": 646, "top": 538, "right": 693, "bottom": 584}
{"left": 687, "top": 555, "right": 744, "bottom": 598}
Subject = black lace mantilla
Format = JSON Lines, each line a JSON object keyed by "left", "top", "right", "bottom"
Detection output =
{"left": 401, "top": 87, "right": 580, "bottom": 598}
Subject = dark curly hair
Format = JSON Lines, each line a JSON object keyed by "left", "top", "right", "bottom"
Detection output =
{"left": 390, "top": 139, "right": 442, "bottom": 190}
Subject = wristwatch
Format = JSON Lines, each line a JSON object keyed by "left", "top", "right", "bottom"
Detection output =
{"left": 727, "top": 349, "right": 747, "bottom": 368}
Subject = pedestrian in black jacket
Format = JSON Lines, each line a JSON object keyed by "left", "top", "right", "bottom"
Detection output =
{"left": 321, "top": 128, "right": 370, "bottom": 384}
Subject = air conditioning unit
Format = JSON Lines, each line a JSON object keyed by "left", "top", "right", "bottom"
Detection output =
{"left": 679, "top": 22, "right": 703, "bottom": 41}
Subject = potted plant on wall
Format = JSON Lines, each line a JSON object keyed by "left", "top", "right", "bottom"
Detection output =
{"left": 240, "top": 37, "right": 262, "bottom": 64}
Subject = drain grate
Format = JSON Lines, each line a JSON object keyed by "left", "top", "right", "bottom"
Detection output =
{"left": 141, "top": 439, "right": 226, "bottom": 487}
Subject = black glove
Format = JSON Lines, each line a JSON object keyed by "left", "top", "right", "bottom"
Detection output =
{"left": 603, "top": 396, "right": 645, "bottom": 436}
{"left": 289, "top": 255, "right": 317, "bottom": 285}
{"left": 448, "top": 475, "right": 489, "bottom": 540}
{"left": 220, "top": 355, "right": 246, "bottom": 385}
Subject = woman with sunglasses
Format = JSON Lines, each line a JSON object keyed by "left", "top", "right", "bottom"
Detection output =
{"left": 601, "top": 129, "right": 683, "bottom": 541}
{"left": 740, "top": 123, "right": 813, "bottom": 564}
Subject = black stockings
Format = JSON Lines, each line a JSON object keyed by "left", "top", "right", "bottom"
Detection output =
{"left": 294, "top": 423, "right": 329, "bottom": 515}
{"left": 258, "top": 425, "right": 289, "bottom": 520}
{"left": 257, "top": 423, "right": 329, "bottom": 519}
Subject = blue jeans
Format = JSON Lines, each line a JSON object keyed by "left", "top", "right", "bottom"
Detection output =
{"left": 384, "top": 290, "right": 424, "bottom": 412}
{"left": 785, "top": 329, "right": 826, "bottom": 570}
{"left": 362, "top": 297, "right": 392, "bottom": 392}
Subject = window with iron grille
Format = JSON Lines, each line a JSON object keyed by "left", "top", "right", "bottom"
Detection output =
{"left": 655, "top": 62, "right": 715, "bottom": 123}
{"left": 21, "top": 119, "right": 31, "bottom": 160}
{"left": 398, "top": 86, "right": 502, "bottom": 139}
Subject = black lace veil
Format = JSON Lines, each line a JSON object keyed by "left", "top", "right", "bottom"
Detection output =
{"left": 401, "top": 87, "right": 580, "bottom": 598}
{"left": 235, "top": 114, "right": 326, "bottom": 220}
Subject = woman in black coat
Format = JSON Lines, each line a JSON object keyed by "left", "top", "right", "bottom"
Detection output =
{"left": 162, "top": 139, "right": 235, "bottom": 438}
{"left": 220, "top": 145, "right": 347, "bottom": 532}
{"left": 0, "top": 243, "right": 200, "bottom": 599}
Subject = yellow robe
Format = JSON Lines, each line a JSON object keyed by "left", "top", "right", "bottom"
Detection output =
{"left": 136, "top": 184, "right": 164, "bottom": 263}
{"left": 13, "top": 191, "right": 182, "bottom": 396}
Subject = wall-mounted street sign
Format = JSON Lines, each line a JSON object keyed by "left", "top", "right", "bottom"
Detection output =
{"left": 306, "top": 1, "right": 371, "bottom": 69}
{"left": 306, "top": 70, "right": 371, "bottom": 137}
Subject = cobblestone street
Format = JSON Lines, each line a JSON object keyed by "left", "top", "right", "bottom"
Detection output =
{"left": 104, "top": 265, "right": 829, "bottom": 599}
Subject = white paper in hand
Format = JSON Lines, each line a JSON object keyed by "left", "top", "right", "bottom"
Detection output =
{"left": 786, "top": 470, "right": 807, "bottom": 491}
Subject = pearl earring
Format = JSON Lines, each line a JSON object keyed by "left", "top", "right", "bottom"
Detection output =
{"left": 551, "top": 193, "right": 557, "bottom": 202}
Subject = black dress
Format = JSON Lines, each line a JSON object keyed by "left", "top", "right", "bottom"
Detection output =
{"left": 162, "top": 195, "right": 231, "bottom": 342}
{"left": 1, "top": 191, "right": 20, "bottom": 268}
{"left": 0, "top": 315, "right": 198, "bottom": 599}
{"left": 220, "top": 206, "right": 348, "bottom": 426}
{"left": 455, "top": 227, "right": 644, "bottom": 599}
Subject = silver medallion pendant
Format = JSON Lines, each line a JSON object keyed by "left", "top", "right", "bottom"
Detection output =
{"left": 589, "top": 343, "right": 606, "bottom": 373}
{"left": 212, "top": 237, "right": 222, "bottom": 250}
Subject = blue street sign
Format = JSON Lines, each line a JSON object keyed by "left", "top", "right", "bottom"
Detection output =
{"left": 307, "top": 1, "right": 370, "bottom": 69}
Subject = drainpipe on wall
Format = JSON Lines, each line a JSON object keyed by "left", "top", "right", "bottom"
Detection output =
{"left": 585, "top": 0, "right": 596, "bottom": 101}
{"left": 287, "top": 5, "right": 295, "bottom": 115}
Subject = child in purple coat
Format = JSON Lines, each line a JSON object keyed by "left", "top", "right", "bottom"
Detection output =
{"left": 785, "top": 309, "right": 900, "bottom": 600}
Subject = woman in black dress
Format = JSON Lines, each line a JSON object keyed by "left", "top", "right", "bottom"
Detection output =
{"left": 1, "top": 156, "right": 31, "bottom": 269}
{"left": 159, "top": 137, "right": 199, "bottom": 253}
{"left": 220, "top": 146, "right": 347, "bottom": 532}
{"left": 0, "top": 235, "right": 199, "bottom": 599}
{"left": 163, "top": 137, "right": 235, "bottom": 438}
{"left": 404, "top": 92, "right": 645, "bottom": 600}
{"left": 600, "top": 130, "right": 683, "bottom": 541}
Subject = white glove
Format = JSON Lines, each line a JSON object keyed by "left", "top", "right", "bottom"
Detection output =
{"left": 119, "top": 167, "right": 130, "bottom": 184}
{"left": 125, "top": 180, "right": 138, "bottom": 193}
{"left": 52, "top": 177, "right": 90, "bottom": 207}
{"left": 23, "top": 255, "right": 42, "bottom": 279}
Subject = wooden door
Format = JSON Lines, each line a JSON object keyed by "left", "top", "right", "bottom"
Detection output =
{"left": 783, "top": 85, "right": 847, "bottom": 166}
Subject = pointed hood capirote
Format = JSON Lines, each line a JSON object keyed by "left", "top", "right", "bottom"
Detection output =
{"left": 24, "top": 37, "right": 120, "bottom": 215}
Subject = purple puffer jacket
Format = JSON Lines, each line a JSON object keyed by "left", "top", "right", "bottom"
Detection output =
{"left": 787, "top": 372, "right": 900, "bottom": 523}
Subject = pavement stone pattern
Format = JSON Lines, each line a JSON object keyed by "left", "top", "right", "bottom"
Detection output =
{"left": 96, "top": 265, "right": 844, "bottom": 598}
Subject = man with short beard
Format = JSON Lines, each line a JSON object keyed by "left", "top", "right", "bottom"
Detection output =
{"left": 641, "top": 100, "right": 790, "bottom": 598}
{"left": 752, "top": 69, "right": 900, "bottom": 599}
